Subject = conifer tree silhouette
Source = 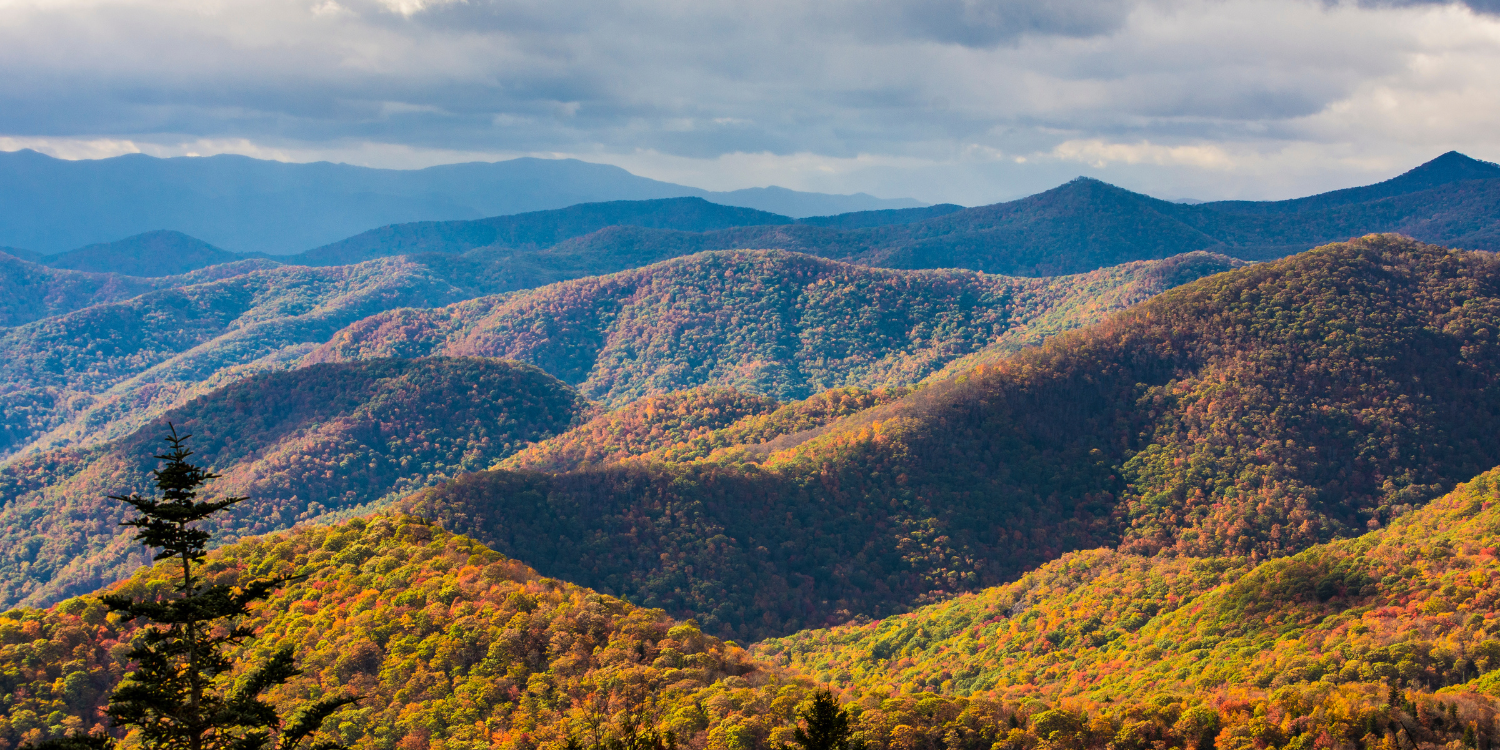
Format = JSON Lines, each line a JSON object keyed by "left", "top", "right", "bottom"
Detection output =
{"left": 31, "top": 426, "right": 356, "bottom": 750}
{"left": 787, "top": 690, "right": 864, "bottom": 750}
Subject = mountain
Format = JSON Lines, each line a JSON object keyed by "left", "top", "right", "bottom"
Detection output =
{"left": 0, "top": 246, "right": 41, "bottom": 262}
{"left": 757, "top": 462, "right": 1500, "bottom": 704}
{"left": 1203, "top": 150, "right": 1500, "bottom": 214}
{"left": 376, "top": 152, "right": 1500, "bottom": 278}
{"left": 309, "top": 249, "right": 1242, "bottom": 406}
{"left": 7, "top": 491, "right": 1500, "bottom": 750}
{"left": 0, "top": 249, "right": 1224, "bottom": 464}
{"left": 289, "top": 197, "right": 792, "bottom": 266}
{"left": 0, "top": 257, "right": 485, "bottom": 460}
{"left": 0, "top": 149, "right": 923, "bottom": 254}
{"left": 0, "top": 356, "right": 587, "bottom": 609}
{"left": 796, "top": 203, "right": 966, "bottom": 229}
{"left": 39, "top": 230, "right": 246, "bottom": 276}
{"left": 0, "top": 252, "right": 276, "bottom": 327}
{"left": 396, "top": 235, "right": 1500, "bottom": 639}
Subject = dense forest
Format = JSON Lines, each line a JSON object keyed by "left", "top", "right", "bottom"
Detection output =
{"left": 0, "top": 251, "right": 276, "bottom": 327}
{"left": 0, "top": 256, "right": 483, "bottom": 459}
{"left": 311, "top": 249, "right": 1238, "bottom": 406}
{"left": 500, "top": 386, "right": 908, "bottom": 473}
{"left": 760, "top": 463, "right": 1500, "bottom": 701}
{"left": 0, "top": 249, "right": 1224, "bottom": 465}
{"left": 394, "top": 236, "right": 1500, "bottom": 639}
{"left": 7, "top": 492, "right": 1500, "bottom": 750}
{"left": 0, "top": 357, "right": 588, "bottom": 610}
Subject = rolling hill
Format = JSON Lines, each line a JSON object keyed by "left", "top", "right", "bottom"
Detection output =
{"left": 395, "top": 235, "right": 1500, "bottom": 639}
{"left": 0, "top": 257, "right": 483, "bottom": 460}
{"left": 0, "top": 252, "right": 277, "bottom": 327}
{"left": 7, "top": 487, "right": 1500, "bottom": 750}
{"left": 0, "top": 357, "right": 588, "bottom": 610}
{"left": 38, "top": 230, "right": 245, "bottom": 276}
{"left": 310, "top": 249, "right": 1242, "bottom": 406}
{"left": 0, "top": 249, "right": 1228, "bottom": 465}
{"left": 757, "top": 462, "right": 1500, "bottom": 704}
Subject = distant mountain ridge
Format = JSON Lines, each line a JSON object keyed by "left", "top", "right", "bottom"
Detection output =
{"left": 10, "top": 151, "right": 1500, "bottom": 280}
{"left": 280, "top": 150, "right": 1500, "bottom": 279}
{"left": 0, "top": 149, "right": 925, "bottom": 254}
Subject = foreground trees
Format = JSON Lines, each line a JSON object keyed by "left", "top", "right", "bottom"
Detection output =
{"left": 31, "top": 427, "right": 354, "bottom": 750}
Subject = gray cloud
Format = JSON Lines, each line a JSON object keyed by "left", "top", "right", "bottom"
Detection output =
{"left": 0, "top": 0, "right": 1498, "bottom": 204}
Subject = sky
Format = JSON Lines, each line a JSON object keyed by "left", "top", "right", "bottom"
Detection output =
{"left": 2, "top": 0, "right": 1499, "bottom": 205}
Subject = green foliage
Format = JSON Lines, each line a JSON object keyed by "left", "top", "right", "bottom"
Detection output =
{"left": 0, "top": 517, "right": 782, "bottom": 750}
{"left": 0, "top": 357, "right": 587, "bottom": 610}
{"left": 402, "top": 236, "right": 1500, "bottom": 638}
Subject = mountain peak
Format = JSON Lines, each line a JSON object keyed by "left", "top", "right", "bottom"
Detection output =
{"left": 42, "top": 229, "right": 243, "bottom": 276}
{"left": 1395, "top": 150, "right": 1500, "bottom": 186}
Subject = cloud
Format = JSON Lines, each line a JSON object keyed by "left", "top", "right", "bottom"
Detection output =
{"left": 0, "top": 0, "right": 1499, "bottom": 203}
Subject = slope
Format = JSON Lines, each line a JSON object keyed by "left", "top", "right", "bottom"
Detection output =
{"left": 0, "top": 252, "right": 277, "bottom": 327}
{"left": 398, "top": 235, "right": 1500, "bottom": 639}
{"left": 310, "top": 249, "right": 1242, "bottom": 406}
{"left": 40, "top": 230, "right": 246, "bottom": 276}
{"left": 0, "top": 256, "right": 484, "bottom": 460}
{"left": 6, "top": 514, "right": 1500, "bottom": 750}
{"left": 0, "top": 356, "right": 587, "bottom": 610}
{"left": 757, "top": 463, "right": 1500, "bottom": 704}
{"left": 498, "top": 386, "right": 908, "bottom": 473}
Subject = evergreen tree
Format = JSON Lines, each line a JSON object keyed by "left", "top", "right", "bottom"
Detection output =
{"left": 34, "top": 426, "right": 356, "bottom": 750}
{"left": 788, "top": 691, "right": 863, "bottom": 750}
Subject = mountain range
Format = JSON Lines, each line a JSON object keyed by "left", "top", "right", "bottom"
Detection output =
{"left": 0, "top": 249, "right": 1235, "bottom": 611}
{"left": 0, "top": 149, "right": 925, "bottom": 254}
{"left": 8, "top": 153, "right": 1500, "bottom": 750}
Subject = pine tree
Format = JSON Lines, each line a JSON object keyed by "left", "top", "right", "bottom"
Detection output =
{"left": 33, "top": 426, "right": 356, "bottom": 750}
{"left": 788, "top": 690, "right": 864, "bottom": 750}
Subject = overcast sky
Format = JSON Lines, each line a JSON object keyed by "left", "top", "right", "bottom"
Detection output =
{"left": 2, "top": 0, "right": 1499, "bottom": 204}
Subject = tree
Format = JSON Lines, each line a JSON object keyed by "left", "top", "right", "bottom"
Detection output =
{"left": 33, "top": 426, "right": 356, "bottom": 750}
{"left": 788, "top": 691, "right": 863, "bottom": 750}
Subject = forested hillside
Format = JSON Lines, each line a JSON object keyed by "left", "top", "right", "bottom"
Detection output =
{"left": 0, "top": 257, "right": 487, "bottom": 460}
{"left": 0, "top": 251, "right": 276, "bottom": 327}
{"left": 758, "top": 463, "right": 1500, "bottom": 704}
{"left": 0, "top": 249, "right": 1226, "bottom": 464}
{"left": 7, "top": 506, "right": 1500, "bottom": 750}
{"left": 397, "top": 236, "right": 1500, "bottom": 639}
{"left": 0, "top": 357, "right": 587, "bottom": 610}
{"left": 499, "top": 386, "right": 907, "bottom": 473}
{"left": 311, "top": 249, "right": 1239, "bottom": 406}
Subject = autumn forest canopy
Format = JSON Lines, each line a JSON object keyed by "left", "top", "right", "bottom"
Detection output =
{"left": 5, "top": 156, "right": 1500, "bottom": 750}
